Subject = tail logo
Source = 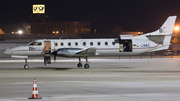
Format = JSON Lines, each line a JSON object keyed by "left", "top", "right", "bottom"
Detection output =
{"left": 159, "top": 27, "right": 167, "bottom": 33}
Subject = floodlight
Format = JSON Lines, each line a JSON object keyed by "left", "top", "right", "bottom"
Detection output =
{"left": 18, "top": 30, "right": 23, "bottom": 34}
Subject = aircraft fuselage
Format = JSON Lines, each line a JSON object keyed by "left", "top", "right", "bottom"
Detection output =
{"left": 4, "top": 37, "right": 161, "bottom": 57}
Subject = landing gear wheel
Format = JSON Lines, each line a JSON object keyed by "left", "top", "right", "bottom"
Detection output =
{"left": 24, "top": 64, "right": 29, "bottom": 69}
{"left": 77, "top": 57, "right": 83, "bottom": 68}
{"left": 77, "top": 63, "right": 82, "bottom": 68}
{"left": 84, "top": 64, "right": 90, "bottom": 69}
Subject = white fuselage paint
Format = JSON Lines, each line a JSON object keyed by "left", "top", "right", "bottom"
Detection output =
{"left": 4, "top": 37, "right": 162, "bottom": 57}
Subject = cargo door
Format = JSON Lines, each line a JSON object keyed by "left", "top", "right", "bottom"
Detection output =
{"left": 119, "top": 40, "right": 132, "bottom": 52}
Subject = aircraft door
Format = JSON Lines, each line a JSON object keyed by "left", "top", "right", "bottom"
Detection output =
{"left": 44, "top": 41, "right": 51, "bottom": 66}
{"left": 119, "top": 40, "right": 132, "bottom": 52}
{"left": 44, "top": 41, "right": 51, "bottom": 54}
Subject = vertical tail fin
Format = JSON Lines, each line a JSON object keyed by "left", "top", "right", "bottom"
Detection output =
{"left": 136, "top": 16, "right": 177, "bottom": 51}
{"left": 159, "top": 16, "right": 177, "bottom": 35}
{"left": 160, "top": 16, "right": 176, "bottom": 46}
{"left": 147, "top": 16, "right": 177, "bottom": 36}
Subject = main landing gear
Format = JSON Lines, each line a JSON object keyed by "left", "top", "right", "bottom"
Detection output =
{"left": 23, "top": 57, "right": 90, "bottom": 69}
{"left": 77, "top": 56, "right": 90, "bottom": 69}
{"left": 24, "top": 58, "right": 29, "bottom": 69}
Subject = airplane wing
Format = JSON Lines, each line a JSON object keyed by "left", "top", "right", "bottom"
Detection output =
{"left": 52, "top": 47, "right": 97, "bottom": 57}
{"left": 76, "top": 47, "right": 96, "bottom": 55}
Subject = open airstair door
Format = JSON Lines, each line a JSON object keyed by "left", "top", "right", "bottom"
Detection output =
{"left": 119, "top": 35, "right": 133, "bottom": 52}
{"left": 44, "top": 41, "right": 51, "bottom": 65}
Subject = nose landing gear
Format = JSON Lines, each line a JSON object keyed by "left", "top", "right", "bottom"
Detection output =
{"left": 24, "top": 58, "right": 29, "bottom": 69}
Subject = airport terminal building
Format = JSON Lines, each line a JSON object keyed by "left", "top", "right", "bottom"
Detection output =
{"left": 0, "top": 4, "right": 91, "bottom": 35}
{"left": 0, "top": 21, "right": 91, "bottom": 35}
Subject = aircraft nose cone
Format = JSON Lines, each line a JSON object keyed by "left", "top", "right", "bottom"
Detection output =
{"left": 4, "top": 49, "right": 11, "bottom": 55}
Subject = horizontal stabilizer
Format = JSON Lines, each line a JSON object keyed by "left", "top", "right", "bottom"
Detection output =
{"left": 146, "top": 35, "right": 165, "bottom": 45}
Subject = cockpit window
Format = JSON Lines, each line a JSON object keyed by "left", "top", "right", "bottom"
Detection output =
{"left": 36, "top": 42, "right": 42, "bottom": 46}
{"left": 27, "top": 41, "right": 35, "bottom": 46}
{"left": 27, "top": 41, "right": 42, "bottom": 46}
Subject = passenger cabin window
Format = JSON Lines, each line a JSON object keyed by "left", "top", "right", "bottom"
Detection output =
{"left": 68, "top": 42, "right": 71, "bottom": 46}
{"left": 90, "top": 42, "right": 93, "bottom": 46}
{"left": 55, "top": 43, "right": 58, "bottom": 46}
{"left": 105, "top": 42, "right": 108, "bottom": 46}
{"left": 97, "top": 42, "right": 101, "bottom": 46}
{"left": 112, "top": 42, "right": 115, "bottom": 45}
{"left": 83, "top": 42, "right": 86, "bottom": 46}
{"left": 75, "top": 42, "right": 78, "bottom": 46}
{"left": 60, "top": 42, "right": 64, "bottom": 46}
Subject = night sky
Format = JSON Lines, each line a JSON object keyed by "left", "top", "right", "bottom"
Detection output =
{"left": 0, "top": 0, "right": 180, "bottom": 33}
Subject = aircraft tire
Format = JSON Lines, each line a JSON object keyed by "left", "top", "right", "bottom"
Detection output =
{"left": 24, "top": 64, "right": 29, "bottom": 69}
{"left": 84, "top": 64, "right": 90, "bottom": 69}
{"left": 77, "top": 63, "right": 82, "bottom": 68}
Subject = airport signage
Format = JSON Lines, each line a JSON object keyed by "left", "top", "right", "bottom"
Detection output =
{"left": 33, "top": 4, "right": 45, "bottom": 14}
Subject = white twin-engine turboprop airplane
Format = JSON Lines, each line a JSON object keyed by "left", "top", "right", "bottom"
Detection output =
{"left": 4, "top": 16, "right": 177, "bottom": 69}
